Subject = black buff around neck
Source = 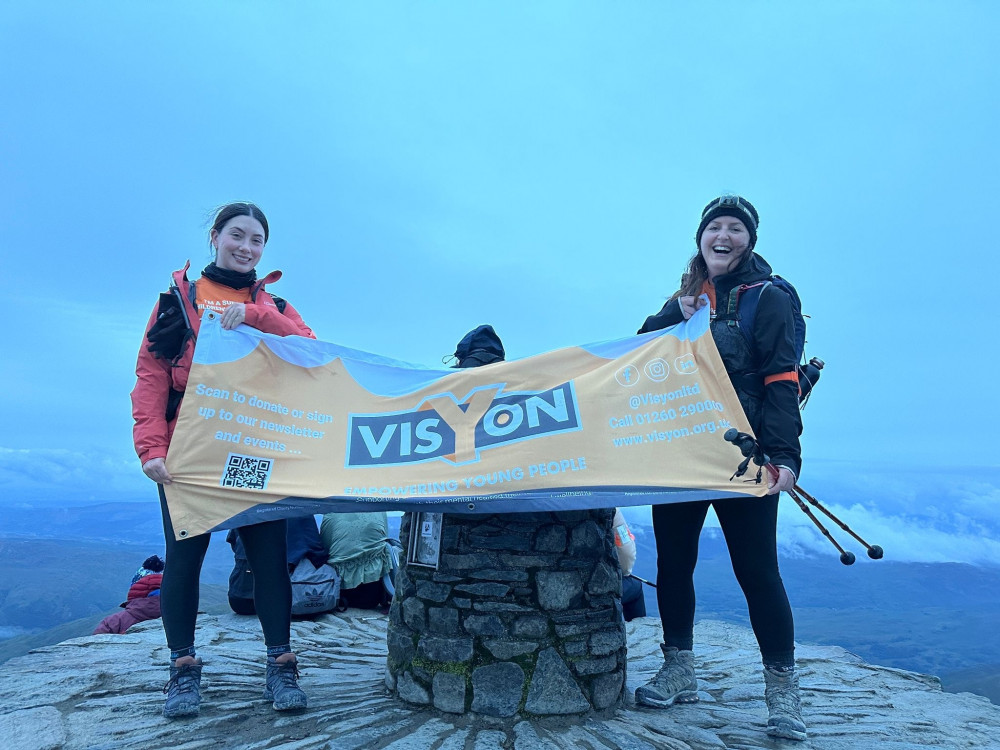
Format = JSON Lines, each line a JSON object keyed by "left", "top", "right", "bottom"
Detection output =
{"left": 201, "top": 262, "right": 257, "bottom": 290}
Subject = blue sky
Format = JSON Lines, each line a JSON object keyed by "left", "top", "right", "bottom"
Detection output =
{"left": 2, "top": 2, "right": 998, "bottom": 562}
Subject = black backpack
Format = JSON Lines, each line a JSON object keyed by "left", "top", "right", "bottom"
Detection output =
{"left": 721, "top": 276, "right": 822, "bottom": 406}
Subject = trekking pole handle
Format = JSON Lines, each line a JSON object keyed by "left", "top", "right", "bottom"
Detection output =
{"left": 723, "top": 428, "right": 770, "bottom": 466}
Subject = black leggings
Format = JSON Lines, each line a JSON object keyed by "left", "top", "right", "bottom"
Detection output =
{"left": 652, "top": 495, "right": 794, "bottom": 667}
{"left": 158, "top": 486, "right": 291, "bottom": 657}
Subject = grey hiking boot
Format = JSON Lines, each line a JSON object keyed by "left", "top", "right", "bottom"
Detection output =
{"left": 264, "top": 656, "right": 308, "bottom": 711}
{"left": 764, "top": 666, "right": 807, "bottom": 741}
{"left": 635, "top": 644, "right": 699, "bottom": 708}
{"left": 162, "top": 660, "right": 202, "bottom": 718}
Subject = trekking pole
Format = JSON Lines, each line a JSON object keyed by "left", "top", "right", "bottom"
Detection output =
{"left": 769, "top": 466, "right": 857, "bottom": 565}
{"left": 792, "top": 484, "right": 884, "bottom": 560}
{"left": 723, "top": 429, "right": 884, "bottom": 565}
{"left": 627, "top": 574, "right": 657, "bottom": 589}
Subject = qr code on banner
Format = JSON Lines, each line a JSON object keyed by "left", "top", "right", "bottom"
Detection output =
{"left": 221, "top": 453, "right": 273, "bottom": 490}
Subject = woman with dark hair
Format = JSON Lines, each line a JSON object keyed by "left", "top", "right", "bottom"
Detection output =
{"left": 131, "top": 202, "right": 314, "bottom": 718}
{"left": 634, "top": 195, "right": 807, "bottom": 742}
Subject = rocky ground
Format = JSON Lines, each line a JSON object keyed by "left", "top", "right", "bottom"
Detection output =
{"left": 2, "top": 611, "right": 999, "bottom": 750}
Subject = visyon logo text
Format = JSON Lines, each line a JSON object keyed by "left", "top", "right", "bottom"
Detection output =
{"left": 346, "top": 382, "right": 580, "bottom": 467}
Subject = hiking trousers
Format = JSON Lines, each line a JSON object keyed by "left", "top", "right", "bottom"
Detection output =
{"left": 652, "top": 495, "right": 795, "bottom": 667}
{"left": 158, "top": 486, "right": 291, "bottom": 655}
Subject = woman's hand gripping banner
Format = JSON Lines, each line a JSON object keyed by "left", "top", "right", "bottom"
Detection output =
{"left": 163, "top": 306, "right": 764, "bottom": 539}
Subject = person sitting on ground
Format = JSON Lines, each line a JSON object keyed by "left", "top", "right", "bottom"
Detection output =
{"left": 614, "top": 509, "right": 647, "bottom": 622}
{"left": 320, "top": 511, "right": 394, "bottom": 610}
{"left": 227, "top": 516, "right": 330, "bottom": 615}
{"left": 94, "top": 555, "right": 165, "bottom": 635}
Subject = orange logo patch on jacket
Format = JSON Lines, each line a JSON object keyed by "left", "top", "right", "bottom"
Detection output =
{"left": 195, "top": 278, "right": 253, "bottom": 315}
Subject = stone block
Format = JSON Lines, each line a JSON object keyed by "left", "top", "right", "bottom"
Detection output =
{"left": 463, "top": 614, "right": 505, "bottom": 637}
{"left": 589, "top": 628, "right": 626, "bottom": 656}
{"left": 418, "top": 635, "right": 474, "bottom": 662}
{"left": 572, "top": 654, "right": 618, "bottom": 676}
{"left": 555, "top": 622, "right": 601, "bottom": 638}
{"left": 536, "top": 571, "right": 581, "bottom": 611}
{"left": 568, "top": 520, "right": 603, "bottom": 557}
{"left": 497, "top": 553, "right": 554, "bottom": 568}
{"left": 440, "top": 553, "right": 494, "bottom": 570}
{"left": 587, "top": 595, "right": 617, "bottom": 609}
{"left": 525, "top": 647, "right": 591, "bottom": 715}
{"left": 533, "top": 525, "right": 567, "bottom": 553}
{"left": 386, "top": 626, "right": 416, "bottom": 665}
{"left": 429, "top": 606, "right": 460, "bottom": 635}
{"left": 397, "top": 671, "right": 431, "bottom": 705}
{"left": 395, "top": 566, "right": 418, "bottom": 598}
{"left": 402, "top": 597, "right": 426, "bottom": 631}
{"left": 471, "top": 662, "right": 525, "bottom": 717}
{"left": 470, "top": 569, "right": 529, "bottom": 582}
{"left": 454, "top": 582, "right": 511, "bottom": 597}
{"left": 417, "top": 580, "right": 452, "bottom": 603}
{"left": 432, "top": 573, "right": 464, "bottom": 583}
{"left": 484, "top": 639, "right": 539, "bottom": 659}
{"left": 473, "top": 601, "right": 534, "bottom": 613}
{"left": 559, "top": 559, "right": 597, "bottom": 570}
{"left": 468, "top": 533, "right": 531, "bottom": 551}
{"left": 563, "top": 639, "right": 587, "bottom": 656}
{"left": 590, "top": 669, "right": 625, "bottom": 710}
{"left": 453, "top": 597, "right": 473, "bottom": 609}
{"left": 587, "top": 562, "right": 621, "bottom": 596}
{"left": 551, "top": 610, "right": 588, "bottom": 623}
{"left": 442, "top": 524, "right": 460, "bottom": 548}
{"left": 433, "top": 671, "right": 467, "bottom": 714}
{"left": 512, "top": 616, "right": 549, "bottom": 639}
{"left": 585, "top": 604, "right": 619, "bottom": 622}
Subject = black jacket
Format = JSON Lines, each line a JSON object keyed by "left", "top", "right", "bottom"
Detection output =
{"left": 638, "top": 252, "right": 803, "bottom": 477}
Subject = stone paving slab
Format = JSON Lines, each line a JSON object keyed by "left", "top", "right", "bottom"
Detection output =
{"left": 1, "top": 611, "right": 998, "bottom": 749}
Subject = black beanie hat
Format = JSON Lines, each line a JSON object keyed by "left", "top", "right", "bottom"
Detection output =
{"left": 452, "top": 325, "right": 505, "bottom": 368}
{"left": 695, "top": 194, "right": 759, "bottom": 251}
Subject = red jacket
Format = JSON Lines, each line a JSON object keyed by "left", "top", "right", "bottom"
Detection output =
{"left": 131, "top": 262, "right": 314, "bottom": 465}
{"left": 125, "top": 573, "right": 163, "bottom": 602}
{"left": 93, "top": 573, "right": 165, "bottom": 635}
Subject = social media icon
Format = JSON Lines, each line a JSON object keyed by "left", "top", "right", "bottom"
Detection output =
{"left": 674, "top": 353, "right": 698, "bottom": 374}
{"left": 644, "top": 358, "right": 669, "bottom": 382}
{"left": 615, "top": 365, "right": 640, "bottom": 387}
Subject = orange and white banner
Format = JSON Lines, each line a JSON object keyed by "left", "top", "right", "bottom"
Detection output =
{"left": 163, "top": 306, "right": 763, "bottom": 538}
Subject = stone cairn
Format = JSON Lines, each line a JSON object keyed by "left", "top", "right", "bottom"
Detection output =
{"left": 385, "top": 509, "right": 627, "bottom": 718}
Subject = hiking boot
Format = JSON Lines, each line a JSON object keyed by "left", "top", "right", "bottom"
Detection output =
{"left": 634, "top": 644, "right": 699, "bottom": 708}
{"left": 764, "top": 666, "right": 807, "bottom": 741}
{"left": 162, "top": 660, "right": 202, "bottom": 718}
{"left": 264, "top": 656, "right": 308, "bottom": 711}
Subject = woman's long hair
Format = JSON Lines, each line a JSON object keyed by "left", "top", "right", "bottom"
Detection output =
{"left": 669, "top": 251, "right": 710, "bottom": 302}
{"left": 669, "top": 247, "right": 751, "bottom": 302}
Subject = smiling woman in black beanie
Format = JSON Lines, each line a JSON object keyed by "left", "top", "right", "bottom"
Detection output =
{"left": 634, "top": 195, "right": 807, "bottom": 742}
